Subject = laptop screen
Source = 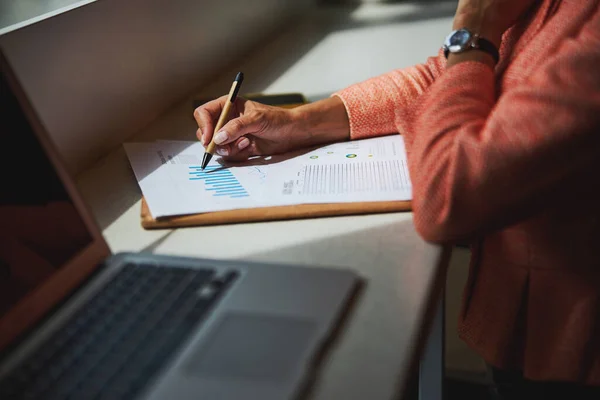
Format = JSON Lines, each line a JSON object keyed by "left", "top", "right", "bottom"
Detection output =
{"left": 0, "top": 65, "right": 94, "bottom": 334}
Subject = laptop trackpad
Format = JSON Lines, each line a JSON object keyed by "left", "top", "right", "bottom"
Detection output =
{"left": 183, "top": 312, "right": 317, "bottom": 382}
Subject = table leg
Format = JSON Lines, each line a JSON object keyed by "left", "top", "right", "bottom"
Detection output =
{"left": 418, "top": 295, "right": 445, "bottom": 400}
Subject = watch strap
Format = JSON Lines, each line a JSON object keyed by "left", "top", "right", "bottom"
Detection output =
{"left": 443, "top": 34, "right": 500, "bottom": 64}
{"left": 475, "top": 36, "right": 500, "bottom": 64}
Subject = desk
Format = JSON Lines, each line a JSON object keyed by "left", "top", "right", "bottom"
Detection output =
{"left": 77, "top": 3, "right": 454, "bottom": 399}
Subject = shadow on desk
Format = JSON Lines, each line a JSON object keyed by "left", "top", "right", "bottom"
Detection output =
{"left": 82, "top": 1, "right": 457, "bottom": 231}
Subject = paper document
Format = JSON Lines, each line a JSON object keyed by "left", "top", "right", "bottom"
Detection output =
{"left": 124, "top": 135, "right": 412, "bottom": 218}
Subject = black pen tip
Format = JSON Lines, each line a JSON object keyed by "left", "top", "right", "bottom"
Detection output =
{"left": 235, "top": 71, "right": 244, "bottom": 83}
{"left": 201, "top": 153, "right": 212, "bottom": 170}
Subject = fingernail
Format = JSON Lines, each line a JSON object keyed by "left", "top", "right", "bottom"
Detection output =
{"left": 216, "top": 147, "right": 229, "bottom": 156}
{"left": 238, "top": 137, "right": 250, "bottom": 150}
{"left": 214, "top": 130, "right": 228, "bottom": 144}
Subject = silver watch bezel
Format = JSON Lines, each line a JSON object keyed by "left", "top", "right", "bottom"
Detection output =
{"left": 443, "top": 28, "right": 481, "bottom": 54}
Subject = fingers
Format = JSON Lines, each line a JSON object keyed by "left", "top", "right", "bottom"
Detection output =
{"left": 193, "top": 96, "right": 228, "bottom": 146}
{"left": 212, "top": 110, "right": 265, "bottom": 147}
{"left": 220, "top": 140, "right": 255, "bottom": 163}
{"left": 214, "top": 136, "right": 253, "bottom": 159}
{"left": 235, "top": 137, "right": 251, "bottom": 151}
{"left": 193, "top": 97, "right": 264, "bottom": 163}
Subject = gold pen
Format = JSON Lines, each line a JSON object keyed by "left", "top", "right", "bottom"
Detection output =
{"left": 201, "top": 72, "right": 244, "bottom": 170}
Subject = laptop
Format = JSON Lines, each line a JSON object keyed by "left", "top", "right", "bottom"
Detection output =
{"left": 0, "top": 50, "right": 362, "bottom": 400}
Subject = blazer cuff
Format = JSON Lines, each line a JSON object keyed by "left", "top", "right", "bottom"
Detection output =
{"left": 331, "top": 86, "right": 397, "bottom": 141}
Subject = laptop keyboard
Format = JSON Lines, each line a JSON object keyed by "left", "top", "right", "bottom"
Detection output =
{"left": 0, "top": 262, "right": 238, "bottom": 400}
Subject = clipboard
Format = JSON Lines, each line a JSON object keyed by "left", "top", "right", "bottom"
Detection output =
{"left": 141, "top": 197, "right": 411, "bottom": 229}
{"left": 140, "top": 93, "right": 412, "bottom": 229}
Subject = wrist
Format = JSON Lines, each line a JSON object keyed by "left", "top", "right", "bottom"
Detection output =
{"left": 290, "top": 96, "right": 350, "bottom": 147}
{"left": 452, "top": 18, "right": 502, "bottom": 48}
{"left": 443, "top": 25, "right": 501, "bottom": 66}
{"left": 447, "top": 50, "right": 495, "bottom": 69}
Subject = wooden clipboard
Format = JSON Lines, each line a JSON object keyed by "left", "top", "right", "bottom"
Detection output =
{"left": 140, "top": 93, "right": 412, "bottom": 229}
{"left": 141, "top": 197, "right": 411, "bottom": 229}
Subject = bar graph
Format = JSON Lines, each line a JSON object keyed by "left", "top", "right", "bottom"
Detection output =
{"left": 188, "top": 166, "right": 249, "bottom": 198}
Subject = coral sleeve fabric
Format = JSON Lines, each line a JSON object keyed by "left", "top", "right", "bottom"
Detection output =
{"left": 333, "top": 53, "right": 446, "bottom": 141}
{"left": 333, "top": 0, "right": 600, "bottom": 385}
{"left": 409, "top": 8, "right": 600, "bottom": 243}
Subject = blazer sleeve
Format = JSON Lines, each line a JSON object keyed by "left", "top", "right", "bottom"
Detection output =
{"left": 333, "top": 52, "right": 446, "bottom": 140}
{"left": 410, "top": 8, "right": 600, "bottom": 244}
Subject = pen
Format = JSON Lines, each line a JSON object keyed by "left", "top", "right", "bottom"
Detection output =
{"left": 201, "top": 71, "right": 244, "bottom": 170}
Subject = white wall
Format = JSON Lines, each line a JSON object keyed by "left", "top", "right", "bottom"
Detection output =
{"left": 1, "top": 0, "right": 314, "bottom": 176}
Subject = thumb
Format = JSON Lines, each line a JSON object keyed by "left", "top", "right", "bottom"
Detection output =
{"left": 212, "top": 112, "right": 264, "bottom": 146}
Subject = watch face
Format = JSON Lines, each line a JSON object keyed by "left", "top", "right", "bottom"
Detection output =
{"left": 445, "top": 28, "right": 472, "bottom": 53}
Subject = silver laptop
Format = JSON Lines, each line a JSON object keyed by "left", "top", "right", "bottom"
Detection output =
{"left": 0, "top": 50, "right": 362, "bottom": 400}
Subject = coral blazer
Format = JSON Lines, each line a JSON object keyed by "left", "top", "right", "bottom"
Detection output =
{"left": 335, "top": 0, "right": 600, "bottom": 385}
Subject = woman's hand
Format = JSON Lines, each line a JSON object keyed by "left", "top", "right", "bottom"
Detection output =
{"left": 194, "top": 96, "right": 301, "bottom": 161}
{"left": 453, "top": 0, "right": 539, "bottom": 47}
{"left": 193, "top": 96, "right": 351, "bottom": 162}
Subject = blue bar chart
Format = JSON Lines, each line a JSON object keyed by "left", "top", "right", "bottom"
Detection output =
{"left": 188, "top": 166, "right": 249, "bottom": 198}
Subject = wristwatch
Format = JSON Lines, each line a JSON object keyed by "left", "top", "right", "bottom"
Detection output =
{"left": 443, "top": 28, "right": 499, "bottom": 64}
